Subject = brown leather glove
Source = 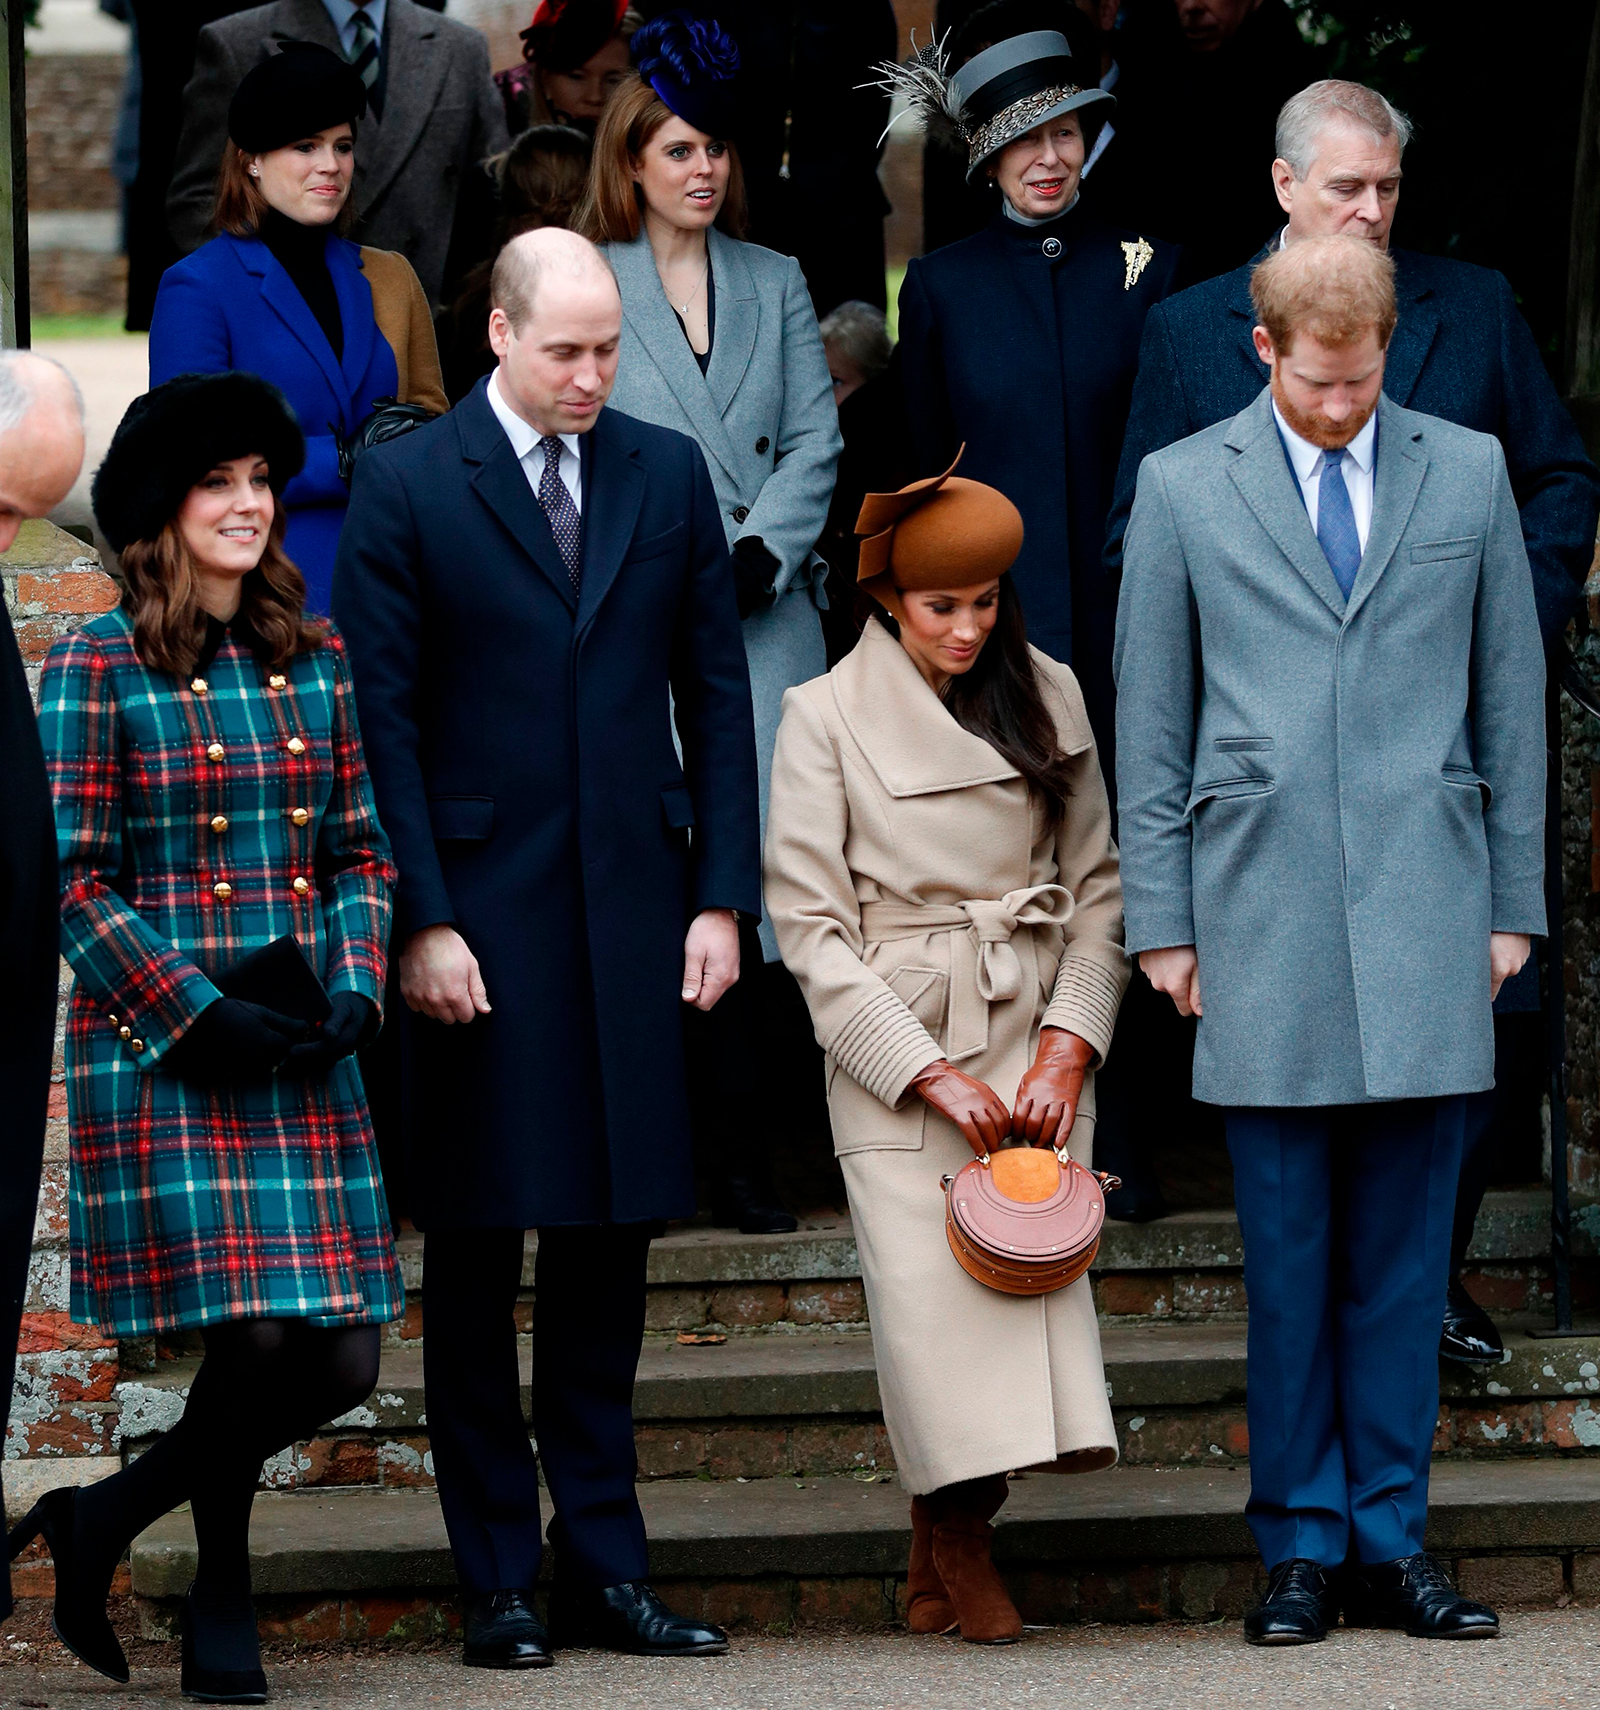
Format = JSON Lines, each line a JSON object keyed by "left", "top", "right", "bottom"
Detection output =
{"left": 908, "top": 1059, "right": 1011, "bottom": 1158}
{"left": 1011, "top": 1026, "right": 1095, "bottom": 1149}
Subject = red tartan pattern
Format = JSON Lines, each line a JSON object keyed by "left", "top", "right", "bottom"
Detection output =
{"left": 40, "top": 611, "right": 403, "bottom": 1335}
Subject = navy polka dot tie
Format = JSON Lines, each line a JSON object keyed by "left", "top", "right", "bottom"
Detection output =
{"left": 537, "top": 436, "right": 582, "bottom": 593}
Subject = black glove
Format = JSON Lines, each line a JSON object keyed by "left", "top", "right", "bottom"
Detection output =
{"left": 730, "top": 535, "right": 779, "bottom": 619}
{"left": 336, "top": 398, "right": 440, "bottom": 484}
{"left": 163, "top": 999, "right": 312, "bottom": 1083}
{"left": 279, "top": 991, "right": 379, "bottom": 1078}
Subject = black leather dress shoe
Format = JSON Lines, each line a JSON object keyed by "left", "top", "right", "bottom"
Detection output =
{"left": 463, "top": 1590, "right": 553, "bottom": 1669}
{"left": 549, "top": 1581, "right": 729, "bottom": 1655}
{"left": 711, "top": 1176, "right": 798, "bottom": 1236}
{"left": 1243, "top": 1559, "right": 1338, "bottom": 1645}
{"left": 1345, "top": 1554, "right": 1499, "bottom": 1639}
{"left": 1440, "top": 1277, "right": 1505, "bottom": 1365}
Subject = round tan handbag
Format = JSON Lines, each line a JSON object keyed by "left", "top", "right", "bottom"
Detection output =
{"left": 941, "top": 1142, "right": 1120, "bottom": 1296}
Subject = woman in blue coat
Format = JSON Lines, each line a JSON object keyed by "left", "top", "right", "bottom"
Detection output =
{"left": 149, "top": 44, "right": 446, "bottom": 615}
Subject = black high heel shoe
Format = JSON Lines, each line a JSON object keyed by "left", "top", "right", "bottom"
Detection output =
{"left": 6, "top": 1485, "right": 129, "bottom": 1683}
{"left": 180, "top": 1585, "right": 268, "bottom": 1703}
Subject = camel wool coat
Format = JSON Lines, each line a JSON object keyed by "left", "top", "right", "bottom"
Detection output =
{"left": 765, "top": 617, "right": 1130, "bottom": 1493}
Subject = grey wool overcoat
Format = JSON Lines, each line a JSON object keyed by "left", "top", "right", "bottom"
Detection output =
{"left": 764, "top": 618, "right": 1129, "bottom": 1492}
{"left": 1113, "top": 390, "right": 1547, "bottom": 1108}
{"left": 604, "top": 227, "right": 842, "bottom": 960}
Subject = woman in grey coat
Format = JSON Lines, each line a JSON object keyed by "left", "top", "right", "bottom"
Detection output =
{"left": 579, "top": 15, "right": 840, "bottom": 1230}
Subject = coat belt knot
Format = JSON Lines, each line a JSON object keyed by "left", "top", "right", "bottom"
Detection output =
{"left": 858, "top": 883, "right": 1076, "bottom": 1063}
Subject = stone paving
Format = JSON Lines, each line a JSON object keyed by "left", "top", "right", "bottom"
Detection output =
{"left": 4, "top": 1614, "right": 1600, "bottom": 1709}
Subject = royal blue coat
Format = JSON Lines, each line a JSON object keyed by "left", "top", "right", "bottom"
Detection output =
{"left": 332, "top": 385, "right": 762, "bottom": 1228}
{"left": 149, "top": 232, "right": 401, "bottom": 616}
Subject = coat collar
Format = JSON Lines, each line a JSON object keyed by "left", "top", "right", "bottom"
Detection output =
{"left": 609, "top": 227, "right": 752, "bottom": 484}
{"left": 1222, "top": 389, "right": 1428, "bottom": 622}
{"left": 830, "top": 616, "right": 1021, "bottom": 799}
{"left": 1225, "top": 243, "right": 1441, "bottom": 406}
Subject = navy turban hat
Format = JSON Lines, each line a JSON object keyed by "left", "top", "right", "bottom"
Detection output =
{"left": 630, "top": 10, "right": 740, "bottom": 140}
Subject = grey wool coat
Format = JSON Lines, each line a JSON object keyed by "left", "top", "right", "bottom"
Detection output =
{"left": 764, "top": 618, "right": 1129, "bottom": 1492}
{"left": 167, "top": 0, "right": 509, "bottom": 306}
{"left": 604, "top": 227, "right": 842, "bottom": 960}
{"left": 1114, "top": 390, "right": 1547, "bottom": 1108}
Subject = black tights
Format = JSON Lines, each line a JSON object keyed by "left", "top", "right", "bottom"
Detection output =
{"left": 73, "top": 1318, "right": 379, "bottom": 1600}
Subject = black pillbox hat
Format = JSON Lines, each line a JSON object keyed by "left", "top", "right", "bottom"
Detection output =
{"left": 227, "top": 41, "right": 368, "bottom": 155}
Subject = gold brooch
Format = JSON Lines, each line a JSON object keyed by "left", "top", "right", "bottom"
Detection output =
{"left": 1121, "top": 238, "right": 1154, "bottom": 291}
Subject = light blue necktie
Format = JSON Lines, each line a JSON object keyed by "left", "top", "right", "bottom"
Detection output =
{"left": 1316, "top": 447, "right": 1362, "bottom": 599}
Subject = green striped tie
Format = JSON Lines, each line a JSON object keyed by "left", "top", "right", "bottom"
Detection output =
{"left": 348, "top": 6, "right": 380, "bottom": 95}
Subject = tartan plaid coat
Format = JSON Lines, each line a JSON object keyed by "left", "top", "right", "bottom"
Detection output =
{"left": 39, "top": 607, "right": 404, "bottom": 1336}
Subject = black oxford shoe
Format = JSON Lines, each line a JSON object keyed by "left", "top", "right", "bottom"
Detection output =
{"left": 1345, "top": 1553, "right": 1499, "bottom": 1639}
{"left": 550, "top": 1580, "right": 729, "bottom": 1656}
{"left": 1243, "top": 1559, "right": 1338, "bottom": 1645}
{"left": 462, "top": 1589, "right": 554, "bottom": 1669}
{"left": 1440, "top": 1277, "right": 1505, "bottom": 1365}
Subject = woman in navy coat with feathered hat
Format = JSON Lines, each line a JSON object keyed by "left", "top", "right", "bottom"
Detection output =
{"left": 149, "top": 44, "right": 446, "bottom": 615}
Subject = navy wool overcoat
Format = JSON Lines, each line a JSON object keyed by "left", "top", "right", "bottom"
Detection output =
{"left": 332, "top": 384, "right": 762, "bottom": 1228}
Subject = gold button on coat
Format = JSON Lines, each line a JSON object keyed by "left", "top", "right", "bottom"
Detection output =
{"left": 107, "top": 1013, "right": 119, "bottom": 1027}
{"left": 287, "top": 737, "right": 306, "bottom": 756}
{"left": 291, "top": 807, "right": 310, "bottom": 827}
{"left": 213, "top": 881, "right": 233, "bottom": 900}
{"left": 119, "top": 1025, "right": 131, "bottom": 1040}
{"left": 130, "top": 1039, "right": 145, "bottom": 1054}
{"left": 268, "top": 673, "right": 287, "bottom": 690}
{"left": 292, "top": 876, "right": 311, "bottom": 896}
{"left": 191, "top": 677, "right": 209, "bottom": 694}
{"left": 210, "top": 815, "right": 229, "bottom": 833}
{"left": 206, "top": 743, "right": 225, "bottom": 762}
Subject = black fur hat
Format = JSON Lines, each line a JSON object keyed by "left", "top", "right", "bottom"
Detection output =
{"left": 92, "top": 372, "right": 306, "bottom": 554}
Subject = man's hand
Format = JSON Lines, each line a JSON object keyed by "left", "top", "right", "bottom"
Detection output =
{"left": 683, "top": 908, "right": 740, "bottom": 1011}
{"left": 1141, "top": 945, "right": 1202, "bottom": 1017}
{"left": 400, "top": 924, "right": 491, "bottom": 1024}
{"left": 1489, "top": 931, "right": 1532, "bottom": 1002}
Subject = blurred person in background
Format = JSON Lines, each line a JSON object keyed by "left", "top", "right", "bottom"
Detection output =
{"left": 150, "top": 45, "right": 448, "bottom": 617}
{"left": 0, "top": 354, "right": 86, "bottom": 1626}
{"left": 166, "top": 0, "right": 507, "bottom": 308}
{"left": 496, "top": 0, "right": 643, "bottom": 136}
{"left": 582, "top": 12, "right": 840, "bottom": 1231}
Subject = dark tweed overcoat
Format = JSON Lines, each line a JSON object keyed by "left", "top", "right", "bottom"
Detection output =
{"left": 39, "top": 609, "right": 403, "bottom": 1337}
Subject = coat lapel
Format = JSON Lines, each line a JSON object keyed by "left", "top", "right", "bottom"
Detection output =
{"left": 704, "top": 228, "right": 757, "bottom": 418}
{"left": 332, "top": 239, "right": 378, "bottom": 395}
{"left": 233, "top": 236, "right": 351, "bottom": 413}
{"left": 459, "top": 382, "right": 577, "bottom": 613}
{"left": 1225, "top": 253, "right": 1272, "bottom": 394}
{"left": 1344, "top": 397, "right": 1428, "bottom": 620}
{"left": 1224, "top": 390, "right": 1350, "bottom": 621}
{"left": 1379, "top": 250, "right": 1441, "bottom": 407}
{"left": 575, "top": 411, "right": 645, "bottom": 635}
{"left": 610, "top": 230, "right": 744, "bottom": 484}
{"left": 831, "top": 619, "right": 1020, "bottom": 799}
{"left": 353, "top": 2, "right": 450, "bottom": 222}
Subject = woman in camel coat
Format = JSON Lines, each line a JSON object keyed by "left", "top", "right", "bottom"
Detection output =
{"left": 765, "top": 463, "right": 1129, "bottom": 1645}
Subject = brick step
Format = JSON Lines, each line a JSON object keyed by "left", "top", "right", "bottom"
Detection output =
{"left": 120, "top": 1459, "right": 1600, "bottom": 1636}
{"left": 112, "top": 1320, "right": 1600, "bottom": 1493}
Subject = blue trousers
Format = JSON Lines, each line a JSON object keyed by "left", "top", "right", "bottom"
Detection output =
{"left": 1225, "top": 1097, "right": 1465, "bottom": 1569}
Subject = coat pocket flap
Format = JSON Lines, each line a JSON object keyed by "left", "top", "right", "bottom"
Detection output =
{"left": 428, "top": 795, "right": 495, "bottom": 840}
{"left": 1410, "top": 537, "right": 1479, "bottom": 565}
{"left": 661, "top": 784, "right": 696, "bottom": 829}
{"left": 1214, "top": 736, "right": 1274, "bottom": 752}
{"left": 631, "top": 522, "right": 687, "bottom": 562}
{"left": 1442, "top": 765, "right": 1492, "bottom": 805}
{"left": 1188, "top": 777, "right": 1275, "bottom": 811}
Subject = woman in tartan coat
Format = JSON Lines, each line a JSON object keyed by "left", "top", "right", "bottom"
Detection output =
{"left": 10, "top": 373, "right": 401, "bottom": 1701}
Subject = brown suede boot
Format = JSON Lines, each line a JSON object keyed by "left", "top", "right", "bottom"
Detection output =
{"left": 906, "top": 1496, "right": 957, "bottom": 1634}
{"left": 929, "top": 1474, "right": 1022, "bottom": 1645}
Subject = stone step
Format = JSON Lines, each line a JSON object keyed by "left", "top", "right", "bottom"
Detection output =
{"left": 114, "top": 1319, "right": 1600, "bottom": 1489}
{"left": 123, "top": 1459, "right": 1600, "bottom": 1633}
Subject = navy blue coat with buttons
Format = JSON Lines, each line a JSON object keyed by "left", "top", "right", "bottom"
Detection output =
{"left": 897, "top": 204, "right": 1180, "bottom": 775}
{"left": 332, "top": 382, "right": 761, "bottom": 1227}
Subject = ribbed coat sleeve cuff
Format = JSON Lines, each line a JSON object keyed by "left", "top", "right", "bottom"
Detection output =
{"left": 1042, "top": 953, "right": 1128, "bottom": 1067}
{"left": 827, "top": 986, "right": 944, "bottom": 1109}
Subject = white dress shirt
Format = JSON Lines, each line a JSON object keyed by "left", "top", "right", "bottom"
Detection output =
{"left": 322, "top": 0, "right": 387, "bottom": 57}
{"left": 1272, "top": 399, "right": 1376, "bottom": 551}
{"left": 487, "top": 370, "right": 583, "bottom": 515}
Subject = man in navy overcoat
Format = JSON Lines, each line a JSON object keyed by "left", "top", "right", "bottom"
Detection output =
{"left": 334, "top": 229, "right": 759, "bottom": 1669}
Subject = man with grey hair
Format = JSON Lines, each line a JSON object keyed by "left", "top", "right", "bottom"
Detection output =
{"left": 1103, "top": 80, "right": 1600, "bottom": 1354}
{"left": 0, "top": 351, "right": 86, "bottom": 1620}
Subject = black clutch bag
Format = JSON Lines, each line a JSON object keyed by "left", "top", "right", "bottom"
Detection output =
{"left": 217, "top": 936, "right": 333, "bottom": 1026}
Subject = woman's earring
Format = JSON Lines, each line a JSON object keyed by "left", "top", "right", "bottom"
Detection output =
{"left": 249, "top": 165, "right": 260, "bottom": 178}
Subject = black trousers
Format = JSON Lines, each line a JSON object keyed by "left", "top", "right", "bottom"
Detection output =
{"left": 422, "top": 1223, "right": 653, "bottom": 1594}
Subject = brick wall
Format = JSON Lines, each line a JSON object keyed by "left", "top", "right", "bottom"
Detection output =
{"left": 1561, "top": 611, "right": 1600, "bottom": 1201}
{"left": 25, "top": 53, "right": 122, "bottom": 214}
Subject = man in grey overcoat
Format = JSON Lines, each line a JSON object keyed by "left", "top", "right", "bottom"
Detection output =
{"left": 1114, "top": 236, "right": 1545, "bottom": 1647}
{"left": 166, "top": 0, "right": 508, "bottom": 306}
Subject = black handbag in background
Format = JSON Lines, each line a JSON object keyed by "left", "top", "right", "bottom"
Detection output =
{"left": 217, "top": 936, "right": 333, "bottom": 1027}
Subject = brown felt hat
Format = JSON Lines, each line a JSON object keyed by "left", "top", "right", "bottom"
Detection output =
{"left": 856, "top": 448, "right": 1024, "bottom": 592}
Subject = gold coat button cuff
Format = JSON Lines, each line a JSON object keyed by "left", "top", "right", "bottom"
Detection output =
{"left": 206, "top": 743, "right": 226, "bottom": 762}
{"left": 213, "top": 881, "right": 233, "bottom": 900}
{"left": 290, "top": 807, "right": 311, "bottom": 827}
{"left": 191, "top": 677, "right": 209, "bottom": 695}
{"left": 268, "top": 673, "right": 287, "bottom": 690}
{"left": 210, "top": 815, "right": 229, "bottom": 833}
{"left": 107, "top": 1013, "right": 119, "bottom": 1027}
{"left": 292, "top": 876, "right": 311, "bottom": 896}
{"left": 286, "top": 738, "right": 306, "bottom": 756}
{"left": 130, "top": 1039, "right": 145, "bottom": 1054}
{"left": 118, "top": 1025, "right": 131, "bottom": 1040}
